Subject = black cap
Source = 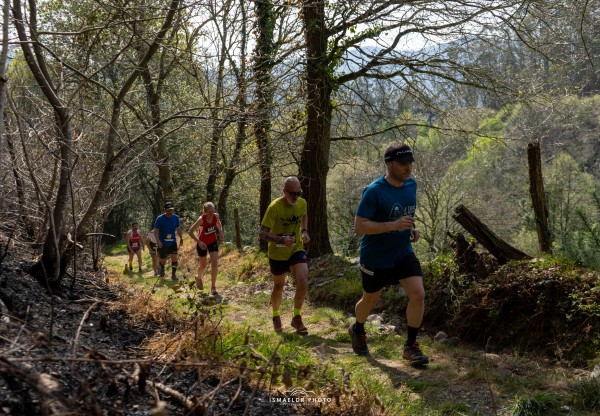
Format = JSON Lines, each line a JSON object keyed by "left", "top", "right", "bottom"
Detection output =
{"left": 164, "top": 202, "right": 174, "bottom": 210}
{"left": 384, "top": 145, "right": 414, "bottom": 163}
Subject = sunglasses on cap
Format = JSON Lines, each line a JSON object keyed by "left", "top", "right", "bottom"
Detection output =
{"left": 285, "top": 189, "right": 303, "bottom": 198}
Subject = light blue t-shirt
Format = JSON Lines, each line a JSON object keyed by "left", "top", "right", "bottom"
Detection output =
{"left": 154, "top": 213, "right": 180, "bottom": 247}
{"left": 356, "top": 176, "right": 417, "bottom": 269}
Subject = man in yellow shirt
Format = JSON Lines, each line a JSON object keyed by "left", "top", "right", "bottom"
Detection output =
{"left": 259, "top": 177, "right": 311, "bottom": 334}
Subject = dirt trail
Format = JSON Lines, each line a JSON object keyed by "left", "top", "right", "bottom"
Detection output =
{"left": 110, "top": 246, "right": 592, "bottom": 416}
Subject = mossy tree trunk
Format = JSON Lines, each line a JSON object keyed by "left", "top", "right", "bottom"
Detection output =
{"left": 528, "top": 141, "right": 552, "bottom": 254}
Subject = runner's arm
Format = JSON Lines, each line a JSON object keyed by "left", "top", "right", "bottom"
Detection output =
{"left": 259, "top": 225, "right": 284, "bottom": 244}
{"left": 188, "top": 217, "right": 203, "bottom": 243}
{"left": 153, "top": 228, "right": 162, "bottom": 248}
{"left": 354, "top": 215, "right": 414, "bottom": 235}
{"left": 300, "top": 215, "right": 310, "bottom": 244}
{"left": 216, "top": 214, "right": 224, "bottom": 242}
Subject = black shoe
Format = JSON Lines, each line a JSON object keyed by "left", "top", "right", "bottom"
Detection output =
{"left": 403, "top": 342, "right": 429, "bottom": 367}
{"left": 349, "top": 324, "right": 369, "bottom": 355}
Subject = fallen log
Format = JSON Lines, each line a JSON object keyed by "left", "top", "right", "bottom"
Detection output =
{"left": 452, "top": 204, "right": 530, "bottom": 264}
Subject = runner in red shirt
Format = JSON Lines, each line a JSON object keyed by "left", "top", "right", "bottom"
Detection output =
{"left": 126, "top": 222, "right": 145, "bottom": 273}
{"left": 188, "top": 202, "right": 224, "bottom": 294}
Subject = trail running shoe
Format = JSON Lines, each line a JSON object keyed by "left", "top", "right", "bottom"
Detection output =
{"left": 348, "top": 324, "right": 369, "bottom": 356}
{"left": 272, "top": 316, "right": 283, "bottom": 333}
{"left": 290, "top": 315, "right": 308, "bottom": 335}
{"left": 403, "top": 342, "right": 429, "bottom": 367}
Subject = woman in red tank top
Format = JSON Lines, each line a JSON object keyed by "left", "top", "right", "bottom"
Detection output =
{"left": 188, "top": 202, "right": 224, "bottom": 294}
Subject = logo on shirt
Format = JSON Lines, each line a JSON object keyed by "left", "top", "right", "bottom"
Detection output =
{"left": 282, "top": 215, "right": 302, "bottom": 227}
{"left": 389, "top": 203, "right": 416, "bottom": 219}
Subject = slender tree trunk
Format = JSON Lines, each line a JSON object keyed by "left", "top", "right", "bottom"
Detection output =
{"left": 206, "top": 16, "right": 228, "bottom": 203}
{"left": 5, "top": 129, "right": 29, "bottom": 231}
{"left": 217, "top": 89, "right": 246, "bottom": 223}
{"left": 299, "top": 0, "right": 333, "bottom": 257}
{"left": 141, "top": 65, "right": 174, "bottom": 204}
{"left": 527, "top": 141, "right": 552, "bottom": 254}
{"left": 217, "top": 0, "right": 248, "bottom": 224}
{"left": 0, "top": 0, "right": 9, "bottom": 167}
{"left": 252, "top": 0, "right": 276, "bottom": 252}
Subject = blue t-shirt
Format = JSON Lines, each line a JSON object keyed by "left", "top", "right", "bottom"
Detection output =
{"left": 356, "top": 176, "right": 417, "bottom": 269}
{"left": 154, "top": 214, "right": 180, "bottom": 246}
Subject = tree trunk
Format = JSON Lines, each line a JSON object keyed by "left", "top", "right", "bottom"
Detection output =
{"left": 299, "top": 0, "right": 333, "bottom": 258}
{"left": 141, "top": 65, "right": 174, "bottom": 205}
{"left": 217, "top": 0, "right": 248, "bottom": 225}
{"left": 5, "top": 130, "right": 31, "bottom": 234}
{"left": 218, "top": 108, "right": 246, "bottom": 225}
{"left": 452, "top": 204, "right": 530, "bottom": 264}
{"left": 527, "top": 141, "right": 552, "bottom": 254}
{"left": 234, "top": 208, "right": 242, "bottom": 249}
{"left": 205, "top": 21, "right": 228, "bottom": 203}
{"left": 0, "top": 0, "right": 9, "bottom": 168}
{"left": 253, "top": 0, "right": 276, "bottom": 252}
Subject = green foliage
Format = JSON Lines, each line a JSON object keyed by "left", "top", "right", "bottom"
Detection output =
{"left": 512, "top": 392, "right": 560, "bottom": 416}
{"left": 311, "top": 273, "right": 363, "bottom": 311}
{"left": 423, "top": 254, "right": 456, "bottom": 284}
{"left": 558, "top": 188, "right": 600, "bottom": 270}
{"left": 405, "top": 379, "right": 429, "bottom": 393}
{"left": 379, "top": 286, "right": 407, "bottom": 313}
{"left": 441, "top": 257, "right": 600, "bottom": 364}
{"left": 478, "top": 104, "right": 515, "bottom": 136}
{"left": 327, "top": 155, "right": 381, "bottom": 255}
{"left": 236, "top": 252, "right": 268, "bottom": 281}
{"left": 437, "top": 401, "right": 474, "bottom": 415}
{"left": 102, "top": 242, "right": 128, "bottom": 256}
{"left": 570, "top": 377, "right": 600, "bottom": 411}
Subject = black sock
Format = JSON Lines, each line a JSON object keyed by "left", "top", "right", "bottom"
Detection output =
{"left": 353, "top": 321, "right": 366, "bottom": 335}
{"left": 406, "top": 326, "right": 419, "bottom": 346}
{"left": 172, "top": 262, "right": 178, "bottom": 276}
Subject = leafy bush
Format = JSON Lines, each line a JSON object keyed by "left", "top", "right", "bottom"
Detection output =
{"left": 570, "top": 377, "right": 600, "bottom": 411}
{"left": 444, "top": 257, "right": 600, "bottom": 364}
{"left": 512, "top": 392, "right": 560, "bottom": 416}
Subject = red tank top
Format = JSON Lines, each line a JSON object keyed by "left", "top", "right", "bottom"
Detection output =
{"left": 198, "top": 214, "right": 218, "bottom": 245}
{"left": 129, "top": 230, "right": 141, "bottom": 249}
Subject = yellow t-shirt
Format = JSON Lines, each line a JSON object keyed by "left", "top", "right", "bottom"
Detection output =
{"left": 261, "top": 197, "right": 307, "bottom": 260}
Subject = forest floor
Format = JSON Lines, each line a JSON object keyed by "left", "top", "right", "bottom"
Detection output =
{"left": 1, "top": 239, "right": 598, "bottom": 415}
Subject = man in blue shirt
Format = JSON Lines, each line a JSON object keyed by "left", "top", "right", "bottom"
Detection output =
{"left": 153, "top": 202, "right": 184, "bottom": 280}
{"left": 349, "top": 143, "right": 429, "bottom": 367}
